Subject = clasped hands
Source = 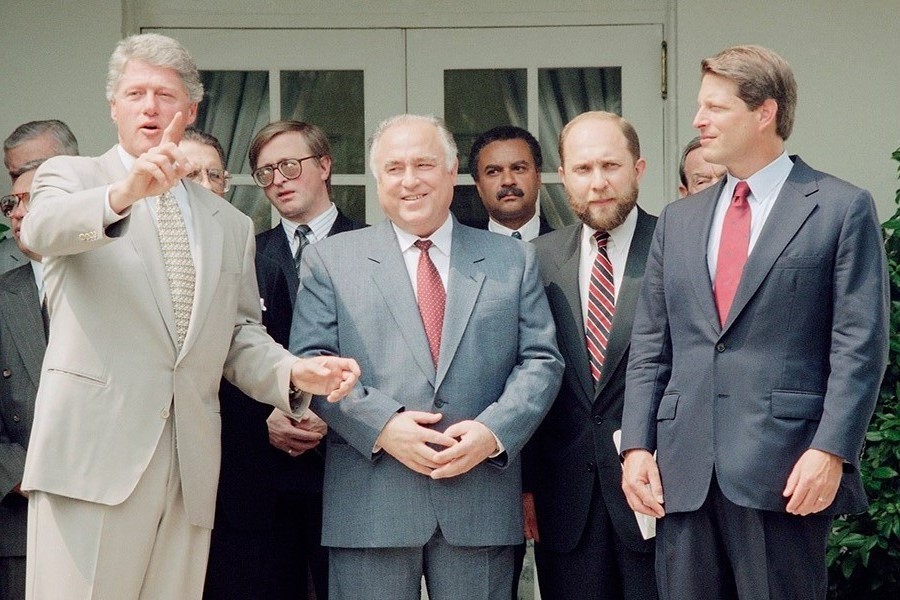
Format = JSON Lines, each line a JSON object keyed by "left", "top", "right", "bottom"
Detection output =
{"left": 374, "top": 411, "right": 498, "bottom": 479}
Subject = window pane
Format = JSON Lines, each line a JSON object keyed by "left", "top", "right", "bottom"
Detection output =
{"left": 444, "top": 69, "right": 526, "bottom": 173}
{"left": 332, "top": 186, "right": 367, "bottom": 225}
{"left": 281, "top": 71, "right": 365, "bottom": 175}
{"left": 538, "top": 67, "right": 621, "bottom": 229}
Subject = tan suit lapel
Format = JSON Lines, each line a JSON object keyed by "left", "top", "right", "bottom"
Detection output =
{"left": 180, "top": 186, "right": 223, "bottom": 358}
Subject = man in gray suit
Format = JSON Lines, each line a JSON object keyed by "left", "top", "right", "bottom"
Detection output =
{"left": 0, "top": 163, "right": 49, "bottom": 600}
{"left": 1, "top": 120, "right": 79, "bottom": 274}
{"left": 289, "top": 114, "right": 563, "bottom": 600}
{"left": 621, "top": 45, "right": 889, "bottom": 599}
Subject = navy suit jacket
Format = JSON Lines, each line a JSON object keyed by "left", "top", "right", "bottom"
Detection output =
{"left": 526, "top": 208, "right": 656, "bottom": 554}
{"left": 622, "top": 157, "right": 889, "bottom": 516}
{"left": 0, "top": 264, "right": 44, "bottom": 556}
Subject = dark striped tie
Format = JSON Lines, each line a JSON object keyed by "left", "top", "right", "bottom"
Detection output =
{"left": 586, "top": 231, "right": 615, "bottom": 383}
{"left": 293, "top": 224, "right": 312, "bottom": 276}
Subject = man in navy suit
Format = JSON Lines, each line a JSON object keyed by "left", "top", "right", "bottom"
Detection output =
{"left": 622, "top": 45, "right": 889, "bottom": 599}
{"left": 207, "top": 121, "right": 364, "bottom": 600}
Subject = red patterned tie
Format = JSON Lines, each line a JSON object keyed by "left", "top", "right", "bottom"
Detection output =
{"left": 586, "top": 231, "right": 615, "bottom": 383}
{"left": 414, "top": 240, "right": 445, "bottom": 366}
{"left": 714, "top": 181, "right": 752, "bottom": 325}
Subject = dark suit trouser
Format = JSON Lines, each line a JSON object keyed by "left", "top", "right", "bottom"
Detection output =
{"left": 534, "top": 482, "right": 657, "bottom": 600}
{"left": 329, "top": 528, "right": 514, "bottom": 600}
{"left": 204, "top": 491, "right": 327, "bottom": 600}
{"left": 656, "top": 475, "right": 831, "bottom": 600}
{"left": 0, "top": 556, "right": 25, "bottom": 600}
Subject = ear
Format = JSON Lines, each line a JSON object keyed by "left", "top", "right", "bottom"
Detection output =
{"left": 633, "top": 157, "right": 647, "bottom": 183}
{"left": 678, "top": 184, "right": 688, "bottom": 198}
{"left": 317, "top": 155, "right": 333, "bottom": 181}
{"left": 185, "top": 102, "right": 199, "bottom": 127}
{"left": 109, "top": 100, "right": 118, "bottom": 124}
{"left": 757, "top": 98, "right": 778, "bottom": 131}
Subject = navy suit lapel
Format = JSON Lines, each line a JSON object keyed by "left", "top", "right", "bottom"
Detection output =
{"left": 688, "top": 180, "right": 727, "bottom": 334}
{"left": 260, "top": 227, "right": 299, "bottom": 305}
{"left": 435, "top": 225, "right": 485, "bottom": 391}
{"left": 0, "top": 267, "right": 46, "bottom": 388}
{"left": 723, "top": 157, "right": 819, "bottom": 332}
{"left": 544, "top": 225, "right": 594, "bottom": 406}
{"left": 367, "top": 221, "right": 436, "bottom": 385}
{"left": 594, "top": 209, "right": 655, "bottom": 400}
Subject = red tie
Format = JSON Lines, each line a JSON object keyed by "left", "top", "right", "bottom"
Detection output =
{"left": 414, "top": 240, "right": 445, "bottom": 366}
{"left": 714, "top": 181, "right": 752, "bottom": 325}
{"left": 586, "top": 231, "right": 615, "bottom": 383}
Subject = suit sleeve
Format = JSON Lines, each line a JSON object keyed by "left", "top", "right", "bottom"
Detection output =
{"left": 290, "top": 244, "right": 404, "bottom": 458}
{"left": 0, "top": 396, "right": 26, "bottom": 499}
{"left": 21, "top": 157, "right": 130, "bottom": 257}
{"left": 471, "top": 244, "right": 564, "bottom": 462}
{"left": 814, "top": 190, "right": 889, "bottom": 466}
{"left": 621, "top": 205, "right": 673, "bottom": 454}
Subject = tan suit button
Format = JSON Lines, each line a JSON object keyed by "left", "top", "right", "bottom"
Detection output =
{"left": 160, "top": 407, "right": 171, "bottom": 419}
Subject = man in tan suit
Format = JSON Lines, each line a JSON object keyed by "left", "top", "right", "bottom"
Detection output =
{"left": 19, "top": 33, "right": 359, "bottom": 600}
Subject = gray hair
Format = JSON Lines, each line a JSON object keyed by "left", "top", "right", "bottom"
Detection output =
{"left": 368, "top": 114, "right": 457, "bottom": 179}
{"left": 106, "top": 33, "right": 203, "bottom": 103}
{"left": 4, "top": 119, "right": 79, "bottom": 173}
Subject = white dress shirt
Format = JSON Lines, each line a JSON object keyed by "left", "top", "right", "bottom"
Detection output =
{"left": 488, "top": 210, "right": 541, "bottom": 241}
{"left": 281, "top": 202, "right": 339, "bottom": 253}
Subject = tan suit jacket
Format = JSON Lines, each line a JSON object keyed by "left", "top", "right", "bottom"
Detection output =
{"left": 20, "top": 147, "right": 299, "bottom": 529}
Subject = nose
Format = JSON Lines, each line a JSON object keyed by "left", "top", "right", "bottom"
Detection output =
{"left": 590, "top": 168, "right": 608, "bottom": 190}
{"left": 692, "top": 107, "right": 706, "bottom": 130}
{"left": 401, "top": 166, "right": 419, "bottom": 188}
{"left": 10, "top": 198, "right": 28, "bottom": 221}
{"left": 141, "top": 92, "right": 160, "bottom": 115}
{"left": 500, "top": 168, "right": 515, "bottom": 185}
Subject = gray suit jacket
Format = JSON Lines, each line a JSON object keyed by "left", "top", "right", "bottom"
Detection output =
{"left": 0, "top": 236, "right": 26, "bottom": 275}
{"left": 622, "top": 156, "right": 889, "bottom": 516}
{"left": 20, "top": 147, "right": 301, "bottom": 529}
{"left": 0, "top": 264, "right": 44, "bottom": 556}
{"left": 290, "top": 218, "right": 563, "bottom": 547}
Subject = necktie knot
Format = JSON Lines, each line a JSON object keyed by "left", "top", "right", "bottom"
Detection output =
{"left": 594, "top": 230, "right": 610, "bottom": 251}
{"left": 732, "top": 181, "right": 751, "bottom": 206}
{"left": 511, "top": 230, "right": 522, "bottom": 240}
{"left": 414, "top": 239, "right": 433, "bottom": 252}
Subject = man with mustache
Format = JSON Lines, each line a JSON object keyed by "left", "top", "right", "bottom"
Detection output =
{"left": 470, "top": 126, "right": 553, "bottom": 241}
{"left": 525, "top": 111, "right": 658, "bottom": 600}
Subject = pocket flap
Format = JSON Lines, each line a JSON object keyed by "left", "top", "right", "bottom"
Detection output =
{"left": 770, "top": 390, "right": 824, "bottom": 420}
{"left": 656, "top": 393, "right": 678, "bottom": 421}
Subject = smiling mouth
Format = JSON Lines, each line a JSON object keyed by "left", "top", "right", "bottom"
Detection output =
{"left": 403, "top": 194, "right": 427, "bottom": 201}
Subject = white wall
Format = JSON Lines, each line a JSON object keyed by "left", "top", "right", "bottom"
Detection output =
{"left": 2, "top": 0, "right": 898, "bottom": 218}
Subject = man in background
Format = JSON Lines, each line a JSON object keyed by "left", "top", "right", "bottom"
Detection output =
{"left": 526, "top": 112, "right": 658, "bottom": 600}
{"left": 1, "top": 121, "right": 79, "bottom": 274}
{"left": 469, "top": 125, "right": 552, "bottom": 241}
{"left": 677, "top": 136, "right": 725, "bottom": 198}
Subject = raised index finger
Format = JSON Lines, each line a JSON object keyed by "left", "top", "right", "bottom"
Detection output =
{"left": 161, "top": 111, "right": 186, "bottom": 147}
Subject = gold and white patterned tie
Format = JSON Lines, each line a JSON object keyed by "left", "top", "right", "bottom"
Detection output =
{"left": 157, "top": 190, "right": 195, "bottom": 349}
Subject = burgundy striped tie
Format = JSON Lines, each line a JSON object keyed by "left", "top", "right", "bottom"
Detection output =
{"left": 414, "top": 239, "right": 445, "bottom": 366}
{"left": 586, "top": 231, "right": 615, "bottom": 383}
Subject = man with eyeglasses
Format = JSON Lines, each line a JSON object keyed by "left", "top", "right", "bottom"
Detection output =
{"left": 0, "top": 160, "right": 51, "bottom": 600}
{"left": 180, "top": 128, "right": 232, "bottom": 197}
{"left": 1, "top": 120, "right": 79, "bottom": 275}
{"left": 228, "top": 120, "right": 364, "bottom": 600}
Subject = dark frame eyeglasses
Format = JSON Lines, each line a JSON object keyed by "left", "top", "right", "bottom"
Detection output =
{"left": 0, "top": 192, "right": 30, "bottom": 218}
{"left": 252, "top": 156, "right": 319, "bottom": 188}
{"left": 185, "top": 168, "right": 232, "bottom": 193}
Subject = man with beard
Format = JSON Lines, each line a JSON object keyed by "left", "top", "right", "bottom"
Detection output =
{"left": 525, "top": 111, "right": 658, "bottom": 600}
{"left": 469, "top": 126, "right": 553, "bottom": 241}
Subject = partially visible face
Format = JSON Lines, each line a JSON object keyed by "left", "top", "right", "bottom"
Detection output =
{"left": 179, "top": 139, "right": 226, "bottom": 197}
{"left": 679, "top": 146, "right": 726, "bottom": 197}
{"left": 255, "top": 131, "right": 331, "bottom": 223}
{"left": 5, "top": 134, "right": 58, "bottom": 183}
{"left": 474, "top": 138, "right": 541, "bottom": 229}
{"left": 692, "top": 73, "right": 760, "bottom": 176}
{"left": 559, "top": 117, "right": 645, "bottom": 232}
{"left": 373, "top": 120, "right": 457, "bottom": 238}
{"left": 109, "top": 59, "right": 197, "bottom": 157}
{"left": 9, "top": 169, "right": 37, "bottom": 258}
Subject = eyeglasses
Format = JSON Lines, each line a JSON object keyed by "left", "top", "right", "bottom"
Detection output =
{"left": 0, "top": 192, "right": 29, "bottom": 218}
{"left": 186, "top": 168, "right": 232, "bottom": 193}
{"left": 252, "top": 156, "right": 319, "bottom": 188}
